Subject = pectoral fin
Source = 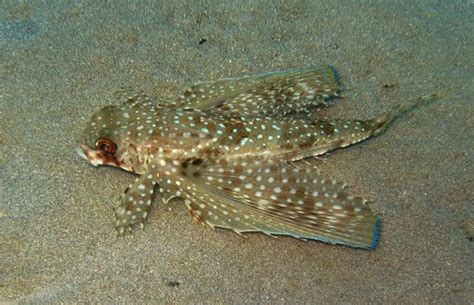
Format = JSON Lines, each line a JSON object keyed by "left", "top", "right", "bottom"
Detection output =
{"left": 174, "top": 66, "right": 341, "bottom": 118}
{"left": 174, "top": 157, "right": 380, "bottom": 249}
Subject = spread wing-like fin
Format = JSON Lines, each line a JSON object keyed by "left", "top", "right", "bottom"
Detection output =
{"left": 174, "top": 66, "right": 341, "bottom": 118}
{"left": 176, "top": 157, "right": 380, "bottom": 249}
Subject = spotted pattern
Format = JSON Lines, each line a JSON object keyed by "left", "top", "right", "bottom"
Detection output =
{"left": 114, "top": 172, "right": 157, "bottom": 235}
{"left": 174, "top": 157, "right": 377, "bottom": 248}
{"left": 77, "top": 66, "right": 437, "bottom": 249}
{"left": 173, "top": 66, "right": 341, "bottom": 117}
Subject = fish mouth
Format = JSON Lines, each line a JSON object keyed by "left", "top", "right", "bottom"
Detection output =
{"left": 76, "top": 144, "right": 103, "bottom": 166}
{"left": 75, "top": 145, "right": 89, "bottom": 161}
{"left": 76, "top": 143, "right": 129, "bottom": 170}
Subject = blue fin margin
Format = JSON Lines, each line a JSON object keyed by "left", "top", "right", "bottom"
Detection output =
{"left": 329, "top": 65, "right": 341, "bottom": 84}
{"left": 369, "top": 217, "right": 382, "bottom": 250}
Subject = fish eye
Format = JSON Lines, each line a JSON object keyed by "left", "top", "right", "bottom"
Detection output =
{"left": 95, "top": 138, "right": 117, "bottom": 155}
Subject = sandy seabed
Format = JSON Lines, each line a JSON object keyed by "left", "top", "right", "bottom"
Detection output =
{"left": 1, "top": 1, "right": 472, "bottom": 304}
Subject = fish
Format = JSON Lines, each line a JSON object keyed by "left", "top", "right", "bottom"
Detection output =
{"left": 77, "top": 66, "right": 437, "bottom": 250}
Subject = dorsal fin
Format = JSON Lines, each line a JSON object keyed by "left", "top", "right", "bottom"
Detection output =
{"left": 113, "top": 87, "right": 154, "bottom": 107}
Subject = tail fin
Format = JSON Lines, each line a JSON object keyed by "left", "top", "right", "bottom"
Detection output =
{"left": 373, "top": 94, "right": 440, "bottom": 136}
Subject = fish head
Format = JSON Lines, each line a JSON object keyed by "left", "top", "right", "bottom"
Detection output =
{"left": 76, "top": 104, "right": 146, "bottom": 173}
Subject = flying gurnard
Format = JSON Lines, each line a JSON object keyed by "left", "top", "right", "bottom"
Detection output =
{"left": 77, "top": 66, "right": 436, "bottom": 249}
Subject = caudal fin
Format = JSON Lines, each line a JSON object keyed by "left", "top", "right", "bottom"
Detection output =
{"left": 373, "top": 94, "right": 440, "bottom": 136}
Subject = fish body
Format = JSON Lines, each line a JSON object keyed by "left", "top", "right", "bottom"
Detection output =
{"left": 77, "top": 66, "right": 436, "bottom": 249}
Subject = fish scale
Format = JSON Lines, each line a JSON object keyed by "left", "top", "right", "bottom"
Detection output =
{"left": 77, "top": 66, "right": 437, "bottom": 249}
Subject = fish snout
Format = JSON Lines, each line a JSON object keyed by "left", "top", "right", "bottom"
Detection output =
{"left": 75, "top": 144, "right": 88, "bottom": 161}
{"left": 76, "top": 143, "right": 102, "bottom": 166}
